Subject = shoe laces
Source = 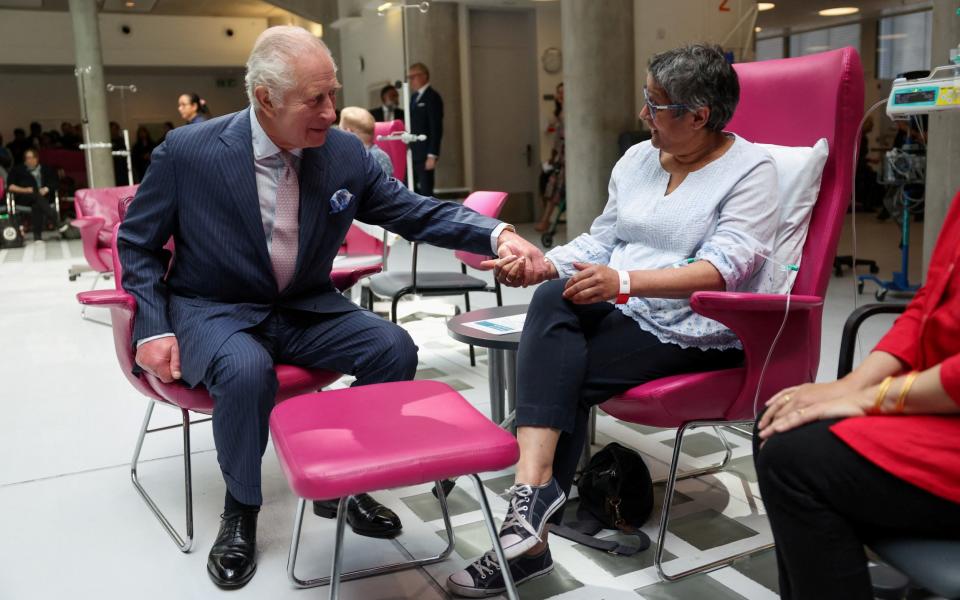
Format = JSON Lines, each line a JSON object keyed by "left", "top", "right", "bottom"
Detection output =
{"left": 502, "top": 484, "right": 541, "bottom": 541}
{"left": 471, "top": 552, "right": 501, "bottom": 579}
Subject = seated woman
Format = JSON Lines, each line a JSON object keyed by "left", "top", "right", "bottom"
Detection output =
{"left": 447, "top": 44, "right": 780, "bottom": 597}
{"left": 755, "top": 190, "right": 960, "bottom": 600}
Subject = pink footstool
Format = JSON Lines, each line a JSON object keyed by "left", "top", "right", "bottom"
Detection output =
{"left": 270, "top": 380, "right": 521, "bottom": 599}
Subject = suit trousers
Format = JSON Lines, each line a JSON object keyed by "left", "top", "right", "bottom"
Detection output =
{"left": 413, "top": 160, "right": 435, "bottom": 197}
{"left": 13, "top": 193, "right": 58, "bottom": 240}
{"left": 203, "top": 307, "right": 418, "bottom": 505}
{"left": 754, "top": 417, "right": 960, "bottom": 600}
{"left": 516, "top": 279, "right": 744, "bottom": 523}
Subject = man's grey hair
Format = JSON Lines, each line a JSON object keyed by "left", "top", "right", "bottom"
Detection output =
{"left": 647, "top": 44, "right": 739, "bottom": 132}
{"left": 245, "top": 26, "right": 336, "bottom": 109}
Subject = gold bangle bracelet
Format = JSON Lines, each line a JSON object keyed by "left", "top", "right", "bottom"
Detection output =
{"left": 892, "top": 371, "right": 920, "bottom": 414}
{"left": 871, "top": 376, "right": 895, "bottom": 415}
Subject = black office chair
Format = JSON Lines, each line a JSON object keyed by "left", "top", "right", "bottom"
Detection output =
{"left": 839, "top": 303, "right": 960, "bottom": 600}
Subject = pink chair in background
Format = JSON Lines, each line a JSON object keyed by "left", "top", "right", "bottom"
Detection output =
{"left": 77, "top": 218, "right": 381, "bottom": 552}
{"left": 69, "top": 185, "right": 139, "bottom": 283}
{"left": 599, "top": 47, "right": 865, "bottom": 580}
{"left": 373, "top": 119, "right": 407, "bottom": 183}
{"left": 365, "top": 191, "right": 509, "bottom": 365}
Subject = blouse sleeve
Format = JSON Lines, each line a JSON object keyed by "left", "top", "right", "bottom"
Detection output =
{"left": 695, "top": 159, "right": 778, "bottom": 291}
{"left": 545, "top": 156, "right": 624, "bottom": 278}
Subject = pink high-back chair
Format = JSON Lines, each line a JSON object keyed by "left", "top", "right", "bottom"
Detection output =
{"left": 70, "top": 185, "right": 139, "bottom": 280}
{"left": 599, "top": 47, "right": 864, "bottom": 580}
{"left": 373, "top": 119, "right": 407, "bottom": 182}
{"left": 77, "top": 216, "right": 381, "bottom": 553}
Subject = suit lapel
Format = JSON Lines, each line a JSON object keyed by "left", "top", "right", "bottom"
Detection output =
{"left": 294, "top": 145, "right": 329, "bottom": 278}
{"left": 217, "top": 110, "right": 271, "bottom": 271}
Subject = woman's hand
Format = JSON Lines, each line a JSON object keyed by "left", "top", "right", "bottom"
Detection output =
{"left": 758, "top": 381, "right": 875, "bottom": 441}
{"left": 562, "top": 262, "right": 620, "bottom": 304}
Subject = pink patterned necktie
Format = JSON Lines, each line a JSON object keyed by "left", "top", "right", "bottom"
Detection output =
{"left": 271, "top": 151, "right": 299, "bottom": 291}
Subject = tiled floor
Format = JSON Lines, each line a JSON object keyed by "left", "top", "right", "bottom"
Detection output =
{"left": 0, "top": 215, "right": 929, "bottom": 599}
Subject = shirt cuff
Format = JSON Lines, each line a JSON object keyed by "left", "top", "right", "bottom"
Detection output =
{"left": 137, "top": 332, "right": 176, "bottom": 348}
{"left": 490, "top": 223, "right": 515, "bottom": 255}
{"left": 427, "top": 154, "right": 439, "bottom": 159}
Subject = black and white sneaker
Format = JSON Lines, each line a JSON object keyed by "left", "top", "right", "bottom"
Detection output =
{"left": 498, "top": 478, "right": 565, "bottom": 560}
{"left": 447, "top": 548, "right": 553, "bottom": 598}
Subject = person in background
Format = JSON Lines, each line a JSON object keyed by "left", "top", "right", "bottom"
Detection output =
{"left": 60, "top": 122, "right": 81, "bottom": 150}
{"left": 158, "top": 121, "right": 175, "bottom": 144}
{"left": 6, "top": 147, "right": 69, "bottom": 242}
{"left": 338, "top": 106, "right": 395, "bottom": 178}
{"left": 28, "top": 121, "right": 42, "bottom": 149}
{"left": 370, "top": 84, "right": 404, "bottom": 123}
{"left": 448, "top": 44, "right": 778, "bottom": 597}
{"left": 131, "top": 126, "right": 156, "bottom": 183}
{"left": 177, "top": 92, "right": 210, "bottom": 125}
{"left": 536, "top": 82, "right": 565, "bottom": 233}
{"left": 755, "top": 187, "right": 960, "bottom": 600}
{"left": 0, "top": 134, "right": 12, "bottom": 181}
{"left": 6, "top": 128, "right": 31, "bottom": 165}
{"left": 407, "top": 62, "right": 443, "bottom": 197}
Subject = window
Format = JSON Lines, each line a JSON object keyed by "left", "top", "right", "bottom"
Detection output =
{"left": 789, "top": 23, "right": 860, "bottom": 57}
{"left": 877, "top": 11, "right": 933, "bottom": 79}
{"left": 755, "top": 37, "right": 784, "bottom": 61}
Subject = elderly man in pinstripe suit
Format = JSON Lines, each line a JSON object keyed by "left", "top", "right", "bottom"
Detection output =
{"left": 118, "top": 26, "right": 547, "bottom": 589}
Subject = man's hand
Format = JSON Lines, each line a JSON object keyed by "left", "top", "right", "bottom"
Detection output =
{"left": 425, "top": 156, "right": 438, "bottom": 171}
{"left": 562, "top": 262, "right": 619, "bottom": 304}
{"left": 482, "top": 230, "right": 552, "bottom": 287}
{"left": 39, "top": 186, "right": 49, "bottom": 197}
{"left": 135, "top": 336, "right": 182, "bottom": 383}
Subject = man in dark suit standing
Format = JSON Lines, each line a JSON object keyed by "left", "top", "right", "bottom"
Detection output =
{"left": 369, "top": 84, "right": 404, "bottom": 123}
{"left": 118, "top": 26, "right": 547, "bottom": 590}
{"left": 408, "top": 62, "right": 443, "bottom": 197}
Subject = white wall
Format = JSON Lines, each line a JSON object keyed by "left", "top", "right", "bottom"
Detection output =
{"left": 0, "top": 68, "right": 250, "bottom": 142}
{"left": 335, "top": 7, "right": 405, "bottom": 109}
{"left": 0, "top": 9, "right": 267, "bottom": 67}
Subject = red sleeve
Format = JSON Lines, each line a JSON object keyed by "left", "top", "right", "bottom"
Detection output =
{"left": 939, "top": 354, "right": 960, "bottom": 407}
{"left": 873, "top": 283, "right": 929, "bottom": 369}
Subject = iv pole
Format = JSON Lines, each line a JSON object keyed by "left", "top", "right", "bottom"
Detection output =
{"left": 106, "top": 83, "right": 137, "bottom": 186}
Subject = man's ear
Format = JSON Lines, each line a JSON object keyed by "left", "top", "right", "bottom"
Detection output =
{"left": 690, "top": 106, "right": 711, "bottom": 131}
{"left": 255, "top": 86, "right": 276, "bottom": 118}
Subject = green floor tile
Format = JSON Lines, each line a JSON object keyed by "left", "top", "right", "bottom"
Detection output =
{"left": 483, "top": 474, "right": 517, "bottom": 499}
{"left": 436, "top": 518, "right": 502, "bottom": 559}
{"left": 442, "top": 378, "right": 473, "bottom": 392}
{"left": 661, "top": 431, "right": 727, "bottom": 458}
{"left": 402, "top": 487, "right": 479, "bottom": 523}
{"left": 637, "top": 573, "right": 748, "bottom": 600}
{"left": 653, "top": 485, "right": 693, "bottom": 510}
{"left": 415, "top": 367, "right": 447, "bottom": 379}
{"left": 667, "top": 509, "right": 758, "bottom": 551}
{"left": 516, "top": 560, "right": 584, "bottom": 600}
{"left": 572, "top": 536, "right": 676, "bottom": 577}
{"left": 620, "top": 422, "right": 664, "bottom": 435}
{"left": 727, "top": 455, "right": 758, "bottom": 483}
{"left": 732, "top": 548, "right": 779, "bottom": 593}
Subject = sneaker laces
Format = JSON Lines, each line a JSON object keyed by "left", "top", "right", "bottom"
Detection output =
{"left": 501, "top": 484, "right": 541, "bottom": 541}
{"left": 471, "top": 552, "right": 501, "bottom": 579}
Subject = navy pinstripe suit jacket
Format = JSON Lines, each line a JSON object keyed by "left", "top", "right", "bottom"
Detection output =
{"left": 118, "top": 108, "right": 501, "bottom": 385}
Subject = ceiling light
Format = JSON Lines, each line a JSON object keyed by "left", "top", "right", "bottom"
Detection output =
{"left": 878, "top": 33, "right": 908, "bottom": 41}
{"left": 818, "top": 7, "right": 859, "bottom": 16}
{"left": 757, "top": 3, "right": 775, "bottom": 11}
{"left": 755, "top": 26, "right": 762, "bottom": 32}
{"left": 377, "top": 2, "right": 393, "bottom": 13}
{"left": 125, "top": 1, "right": 135, "bottom": 6}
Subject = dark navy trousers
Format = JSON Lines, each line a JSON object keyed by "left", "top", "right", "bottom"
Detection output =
{"left": 515, "top": 279, "right": 744, "bottom": 522}
{"left": 204, "top": 308, "right": 418, "bottom": 506}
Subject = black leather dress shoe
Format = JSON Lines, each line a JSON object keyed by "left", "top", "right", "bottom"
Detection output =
{"left": 312, "top": 493, "right": 402, "bottom": 538}
{"left": 207, "top": 510, "right": 258, "bottom": 589}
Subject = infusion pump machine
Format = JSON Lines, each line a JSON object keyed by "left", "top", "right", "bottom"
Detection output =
{"left": 887, "top": 64, "right": 960, "bottom": 118}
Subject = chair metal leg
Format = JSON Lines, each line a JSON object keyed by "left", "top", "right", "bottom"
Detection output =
{"left": 651, "top": 424, "right": 735, "bottom": 485}
{"left": 130, "top": 401, "right": 196, "bottom": 552}
{"left": 287, "top": 481, "right": 457, "bottom": 590}
{"left": 469, "top": 474, "right": 519, "bottom": 600}
{"left": 80, "top": 271, "right": 112, "bottom": 326}
{"left": 655, "top": 420, "right": 773, "bottom": 581}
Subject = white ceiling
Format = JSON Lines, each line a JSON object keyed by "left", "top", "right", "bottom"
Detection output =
{"left": 755, "top": 0, "right": 932, "bottom": 36}
{"left": 0, "top": 0, "right": 296, "bottom": 17}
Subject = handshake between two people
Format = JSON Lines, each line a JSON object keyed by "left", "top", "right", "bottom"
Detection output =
{"left": 483, "top": 229, "right": 625, "bottom": 304}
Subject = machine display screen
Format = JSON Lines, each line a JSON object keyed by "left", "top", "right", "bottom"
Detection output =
{"left": 895, "top": 89, "right": 937, "bottom": 104}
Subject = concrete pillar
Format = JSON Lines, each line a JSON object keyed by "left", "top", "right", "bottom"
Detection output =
{"left": 68, "top": 0, "right": 115, "bottom": 189}
{"left": 407, "top": 3, "right": 465, "bottom": 192}
{"left": 922, "top": 0, "right": 960, "bottom": 275}
{"left": 561, "top": 0, "right": 635, "bottom": 236}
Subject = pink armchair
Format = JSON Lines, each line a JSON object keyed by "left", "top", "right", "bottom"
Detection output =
{"left": 77, "top": 221, "right": 381, "bottom": 552}
{"left": 599, "top": 47, "right": 864, "bottom": 580}
{"left": 69, "top": 185, "right": 139, "bottom": 282}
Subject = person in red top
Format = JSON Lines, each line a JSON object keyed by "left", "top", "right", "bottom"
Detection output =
{"left": 753, "top": 189, "right": 960, "bottom": 599}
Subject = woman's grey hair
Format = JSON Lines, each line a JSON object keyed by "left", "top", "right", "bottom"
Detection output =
{"left": 245, "top": 26, "right": 336, "bottom": 108}
{"left": 647, "top": 44, "right": 739, "bottom": 132}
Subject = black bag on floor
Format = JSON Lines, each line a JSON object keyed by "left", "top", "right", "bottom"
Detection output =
{"left": 551, "top": 442, "right": 653, "bottom": 556}
{"left": 1, "top": 214, "right": 24, "bottom": 249}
